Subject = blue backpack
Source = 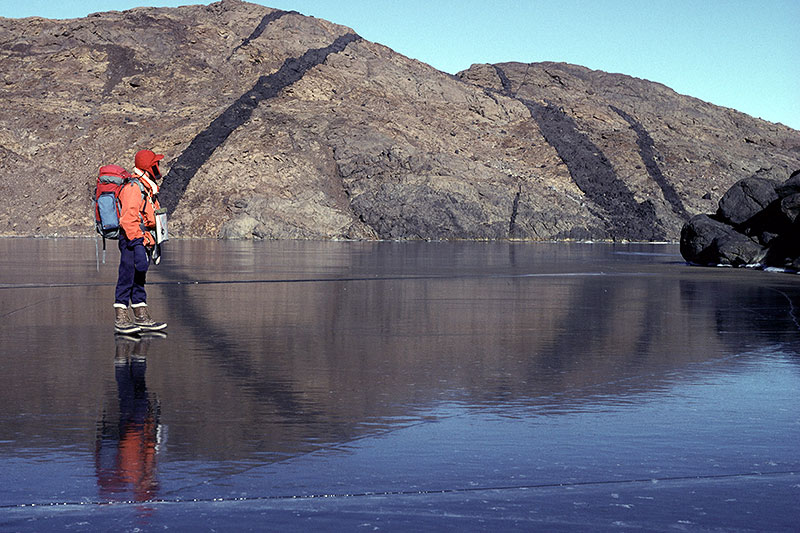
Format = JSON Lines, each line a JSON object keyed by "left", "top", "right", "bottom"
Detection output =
{"left": 94, "top": 165, "right": 145, "bottom": 241}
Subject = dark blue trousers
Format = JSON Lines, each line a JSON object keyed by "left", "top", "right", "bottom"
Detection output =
{"left": 115, "top": 234, "right": 149, "bottom": 306}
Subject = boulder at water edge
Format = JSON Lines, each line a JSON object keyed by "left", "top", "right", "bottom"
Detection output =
{"left": 680, "top": 169, "right": 800, "bottom": 270}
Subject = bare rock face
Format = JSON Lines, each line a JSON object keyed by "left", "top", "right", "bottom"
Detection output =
{"left": 1, "top": 0, "right": 799, "bottom": 240}
{"left": 458, "top": 63, "right": 800, "bottom": 241}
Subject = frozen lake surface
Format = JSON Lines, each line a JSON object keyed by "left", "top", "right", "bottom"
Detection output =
{"left": 1, "top": 238, "right": 798, "bottom": 531}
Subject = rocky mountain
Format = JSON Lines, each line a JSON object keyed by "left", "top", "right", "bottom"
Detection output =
{"left": 1, "top": 0, "right": 798, "bottom": 240}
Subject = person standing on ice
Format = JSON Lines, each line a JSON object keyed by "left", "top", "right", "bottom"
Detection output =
{"left": 113, "top": 149, "right": 168, "bottom": 334}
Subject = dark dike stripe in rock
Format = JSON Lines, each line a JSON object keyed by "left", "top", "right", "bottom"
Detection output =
{"left": 227, "top": 9, "right": 295, "bottom": 60}
{"left": 610, "top": 105, "right": 689, "bottom": 220}
{"left": 161, "top": 32, "right": 361, "bottom": 214}
{"left": 493, "top": 65, "right": 663, "bottom": 241}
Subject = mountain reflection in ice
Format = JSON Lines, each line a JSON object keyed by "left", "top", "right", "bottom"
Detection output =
{"left": 0, "top": 239, "right": 797, "bottom": 529}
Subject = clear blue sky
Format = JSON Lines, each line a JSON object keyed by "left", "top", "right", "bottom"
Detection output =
{"left": 3, "top": 0, "right": 798, "bottom": 130}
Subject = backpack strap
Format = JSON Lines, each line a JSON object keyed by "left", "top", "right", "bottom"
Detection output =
{"left": 126, "top": 177, "right": 147, "bottom": 197}
{"left": 122, "top": 177, "right": 148, "bottom": 206}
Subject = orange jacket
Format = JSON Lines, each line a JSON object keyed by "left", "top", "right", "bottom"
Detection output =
{"left": 119, "top": 170, "right": 160, "bottom": 241}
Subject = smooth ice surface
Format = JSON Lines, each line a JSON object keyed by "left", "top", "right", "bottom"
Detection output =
{"left": 1, "top": 239, "right": 798, "bottom": 531}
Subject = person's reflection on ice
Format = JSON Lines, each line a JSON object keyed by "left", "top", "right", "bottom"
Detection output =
{"left": 95, "top": 333, "right": 164, "bottom": 504}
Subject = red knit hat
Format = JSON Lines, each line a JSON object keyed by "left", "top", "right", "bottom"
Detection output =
{"left": 134, "top": 149, "right": 164, "bottom": 172}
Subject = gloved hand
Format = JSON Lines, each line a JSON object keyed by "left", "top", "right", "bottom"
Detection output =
{"left": 143, "top": 232, "right": 156, "bottom": 248}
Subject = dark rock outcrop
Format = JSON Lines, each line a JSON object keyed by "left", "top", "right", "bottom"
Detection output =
{"left": 716, "top": 175, "right": 780, "bottom": 226}
{"left": 681, "top": 169, "right": 800, "bottom": 269}
{"left": 1, "top": 0, "right": 799, "bottom": 240}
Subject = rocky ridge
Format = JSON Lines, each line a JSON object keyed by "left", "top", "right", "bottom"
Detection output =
{"left": 0, "top": 0, "right": 798, "bottom": 240}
